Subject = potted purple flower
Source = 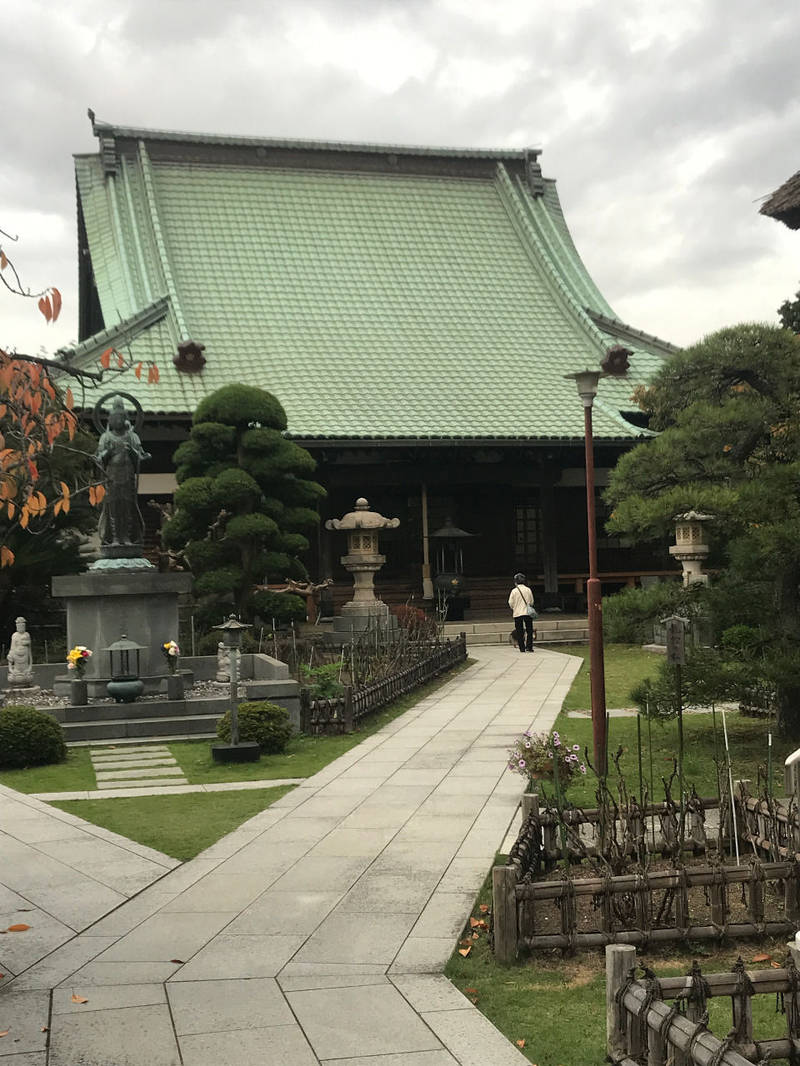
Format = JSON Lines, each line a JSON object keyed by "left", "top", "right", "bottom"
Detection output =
{"left": 506, "top": 729, "right": 586, "bottom": 793}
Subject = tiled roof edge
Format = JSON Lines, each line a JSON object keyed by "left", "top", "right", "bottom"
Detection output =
{"left": 494, "top": 164, "right": 609, "bottom": 359}
{"left": 56, "top": 295, "right": 170, "bottom": 361}
{"left": 587, "top": 310, "right": 679, "bottom": 356}
{"left": 89, "top": 116, "right": 540, "bottom": 162}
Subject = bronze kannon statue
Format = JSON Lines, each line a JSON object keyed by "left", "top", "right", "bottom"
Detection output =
{"left": 93, "top": 392, "right": 151, "bottom": 557}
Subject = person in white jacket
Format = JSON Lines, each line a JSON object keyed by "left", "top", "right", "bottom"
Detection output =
{"left": 508, "top": 572, "right": 535, "bottom": 653}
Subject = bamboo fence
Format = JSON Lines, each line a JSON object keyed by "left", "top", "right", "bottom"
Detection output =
{"left": 299, "top": 634, "right": 467, "bottom": 735}
{"left": 493, "top": 788, "right": 800, "bottom": 960}
{"left": 607, "top": 944, "right": 800, "bottom": 1065}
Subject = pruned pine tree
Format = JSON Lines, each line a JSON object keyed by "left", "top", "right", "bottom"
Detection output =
{"left": 162, "top": 385, "right": 324, "bottom": 624}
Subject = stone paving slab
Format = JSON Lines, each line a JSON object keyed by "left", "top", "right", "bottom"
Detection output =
{"left": 1, "top": 645, "right": 580, "bottom": 1064}
{"left": 31, "top": 777, "right": 306, "bottom": 801}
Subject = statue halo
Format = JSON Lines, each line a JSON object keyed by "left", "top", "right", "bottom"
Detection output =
{"left": 92, "top": 391, "right": 145, "bottom": 434}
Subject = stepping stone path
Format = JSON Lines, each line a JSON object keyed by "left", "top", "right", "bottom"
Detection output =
{"left": 90, "top": 745, "right": 188, "bottom": 789}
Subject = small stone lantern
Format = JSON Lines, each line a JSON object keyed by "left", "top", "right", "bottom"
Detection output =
{"left": 325, "top": 497, "right": 400, "bottom": 636}
{"left": 669, "top": 511, "right": 713, "bottom": 586}
{"left": 211, "top": 615, "right": 259, "bottom": 763}
{"left": 105, "top": 634, "right": 145, "bottom": 703}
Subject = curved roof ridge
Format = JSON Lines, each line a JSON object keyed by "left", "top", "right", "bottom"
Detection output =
{"left": 493, "top": 163, "right": 609, "bottom": 360}
{"left": 138, "top": 141, "right": 190, "bottom": 342}
{"left": 514, "top": 175, "right": 614, "bottom": 318}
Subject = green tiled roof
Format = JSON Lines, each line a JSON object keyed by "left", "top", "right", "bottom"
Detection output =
{"left": 65, "top": 125, "right": 676, "bottom": 441}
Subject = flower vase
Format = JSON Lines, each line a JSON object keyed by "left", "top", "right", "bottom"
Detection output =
{"left": 70, "top": 677, "right": 88, "bottom": 706}
{"left": 166, "top": 672, "right": 184, "bottom": 700}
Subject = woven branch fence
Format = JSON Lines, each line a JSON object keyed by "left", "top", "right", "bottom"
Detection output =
{"left": 493, "top": 788, "right": 800, "bottom": 960}
{"left": 299, "top": 634, "right": 467, "bottom": 735}
{"left": 607, "top": 944, "right": 800, "bottom": 1065}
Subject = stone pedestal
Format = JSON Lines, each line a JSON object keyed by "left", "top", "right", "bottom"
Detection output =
{"left": 52, "top": 570, "right": 192, "bottom": 681}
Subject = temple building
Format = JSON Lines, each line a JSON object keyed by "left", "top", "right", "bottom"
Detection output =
{"left": 61, "top": 114, "right": 679, "bottom": 614}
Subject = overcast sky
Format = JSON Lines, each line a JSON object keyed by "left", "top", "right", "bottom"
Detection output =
{"left": 3, "top": 0, "right": 799, "bottom": 357}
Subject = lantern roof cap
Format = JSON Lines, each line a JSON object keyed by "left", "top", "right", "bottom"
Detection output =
{"left": 674, "top": 510, "right": 714, "bottom": 522}
{"left": 104, "top": 632, "right": 146, "bottom": 652}
{"left": 430, "top": 516, "right": 474, "bottom": 539}
{"left": 325, "top": 497, "right": 400, "bottom": 532}
{"left": 213, "top": 614, "right": 252, "bottom": 632}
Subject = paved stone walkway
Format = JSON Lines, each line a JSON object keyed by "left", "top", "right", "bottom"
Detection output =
{"left": 1, "top": 645, "right": 580, "bottom": 1065}
{"left": 0, "top": 787, "right": 180, "bottom": 983}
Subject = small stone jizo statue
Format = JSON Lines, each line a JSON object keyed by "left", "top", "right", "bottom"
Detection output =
{"left": 7, "top": 617, "right": 33, "bottom": 687}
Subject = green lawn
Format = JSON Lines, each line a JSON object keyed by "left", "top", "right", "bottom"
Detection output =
{"left": 447, "top": 860, "right": 791, "bottom": 1066}
{"left": 553, "top": 706, "right": 788, "bottom": 808}
{"left": 52, "top": 786, "right": 293, "bottom": 861}
{"left": 560, "top": 643, "right": 659, "bottom": 711}
{"left": 0, "top": 745, "right": 95, "bottom": 794}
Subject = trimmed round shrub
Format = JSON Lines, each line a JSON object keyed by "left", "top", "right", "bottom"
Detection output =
{"left": 194, "top": 385, "right": 287, "bottom": 431}
{"left": 216, "top": 701, "right": 292, "bottom": 753}
{"left": 250, "top": 590, "right": 306, "bottom": 624}
{"left": 0, "top": 706, "right": 67, "bottom": 768}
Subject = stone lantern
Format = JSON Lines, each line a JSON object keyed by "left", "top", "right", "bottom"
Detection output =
{"left": 669, "top": 511, "right": 713, "bottom": 586}
{"left": 325, "top": 497, "right": 400, "bottom": 636}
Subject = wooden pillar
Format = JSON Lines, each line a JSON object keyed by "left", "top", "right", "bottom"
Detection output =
{"left": 343, "top": 686, "right": 354, "bottom": 734}
{"left": 606, "top": 944, "right": 637, "bottom": 1062}
{"left": 492, "top": 865, "right": 519, "bottom": 964}
{"left": 421, "top": 483, "right": 434, "bottom": 600}
{"left": 540, "top": 479, "right": 559, "bottom": 596}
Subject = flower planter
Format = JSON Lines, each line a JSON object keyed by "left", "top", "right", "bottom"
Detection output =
{"left": 166, "top": 673, "right": 184, "bottom": 700}
{"left": 70, "top": 678, "right": 88, "bottom": 706}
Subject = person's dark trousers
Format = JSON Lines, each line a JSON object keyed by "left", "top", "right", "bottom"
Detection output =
{"left": 514, "top": 616, "right": 534, "bottom": 651}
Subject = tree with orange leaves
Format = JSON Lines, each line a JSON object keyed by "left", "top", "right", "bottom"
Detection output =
{"left": 0, "top": 228, "right": 159, "bottom": 568}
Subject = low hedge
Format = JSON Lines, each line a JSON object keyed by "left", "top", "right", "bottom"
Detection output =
{"left": 0, "top": 705, "right": 67, "bottom": 768}
{"left": 216, "top": 700, "right": 292, "bottom": 753}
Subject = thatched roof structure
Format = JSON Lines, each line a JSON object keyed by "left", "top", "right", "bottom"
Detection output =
{"left": 760, "top": 170, "right": 800, "bottom": 229}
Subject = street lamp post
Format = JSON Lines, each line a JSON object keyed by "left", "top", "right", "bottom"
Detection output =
{"left": 566, "top": 348, "right": 631, "bottom": 777}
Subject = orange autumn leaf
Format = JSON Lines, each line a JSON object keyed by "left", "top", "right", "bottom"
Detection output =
{"left": 0, "top": 251, "right": 6, "bottom": 270}
{"left": 148, "top": 364, "right": 160, "bottom": 384}
{"left": 70, "top": 993, "right": 89, "bottom": 1004}
{"left": 479, "top": 904, "right": 489, "bottom": 914}
{"left": 0, "top": 546, "right": 14, "bottom": 568}
{"left": 0, "top": 1030, "right": 8, "bottom": 1037}
{"left": 458, "top": 946, "right": 471, "bottom": 957}
{"left": 50, "top": 288, "right": 62, "bottom": 321}
{"left": 38, "top": 295, "right": 52, "bottom": 322}
{"left": 771, "top": 961, "right": 781, "bottom": 969}
{"left": 7, "top": 923, "right": 29, "bottom": 932}
{"left": 516, "top": 1038, "right": 526, "bottom": 1048}
{"left": 100, "top": 347, "right": 112, "bottom": 369}
{"left": 752, "top": 953, "right": 771, "bottom": 963}
{"left": 64, "top": 387, "right": 74, "bottom": 411}
{"left": 135, "top": 363, "right": 143, "bottom": 380}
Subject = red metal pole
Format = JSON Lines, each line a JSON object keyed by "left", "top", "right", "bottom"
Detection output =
{"left": 583, "top": 403, "right": 607, "bottom": 776}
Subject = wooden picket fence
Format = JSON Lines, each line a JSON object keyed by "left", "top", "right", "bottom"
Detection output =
{"left": 493, "top": 788, "right": 800, "bottom": 960}
{"left": 299, "top": 634, "right": 467, "bottom": 735}
{"left": 607, "top": 944, "right": 800, "bottom": 1065}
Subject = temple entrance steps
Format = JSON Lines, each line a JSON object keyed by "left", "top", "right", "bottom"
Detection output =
{"left": 442, "top": 616, "right": 589, "bottom": 646}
